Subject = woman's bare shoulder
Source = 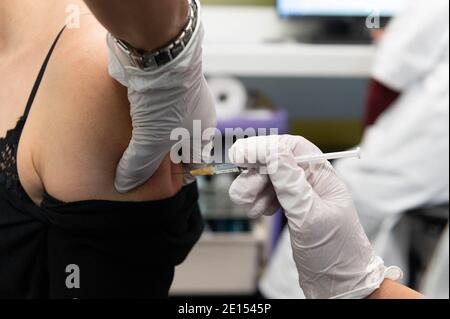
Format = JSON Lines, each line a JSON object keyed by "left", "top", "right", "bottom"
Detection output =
{"left": 20, "top": 16, "right": 183, "bottom": 205}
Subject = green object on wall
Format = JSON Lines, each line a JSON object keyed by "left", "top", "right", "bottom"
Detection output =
{"left": 202, "top": 0, "right": 275, "bottom": 6}
{"left": 290, "top": 119, "right": 364, "bottom": 152}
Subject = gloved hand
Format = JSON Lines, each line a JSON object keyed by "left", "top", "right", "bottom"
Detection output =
{"left": 229, "top": 135, "right": 402, "bottom": 299}
{"left": 107, "top": 7, "right": 216, "bottom": 193}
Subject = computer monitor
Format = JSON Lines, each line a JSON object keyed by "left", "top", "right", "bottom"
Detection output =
{"left": 277, "top": 0, "right": 407, "bottom": 18}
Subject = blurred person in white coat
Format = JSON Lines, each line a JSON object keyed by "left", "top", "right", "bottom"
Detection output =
{"left": 258, "top": 0, "right": 449, "bottom": 299}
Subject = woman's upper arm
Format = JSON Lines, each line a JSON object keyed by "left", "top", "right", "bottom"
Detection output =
{"left": 82, "top": 0, "right": 189, "bottom": 51}
{"left": 33, "top": 20, "right": 183, "bottom": 203}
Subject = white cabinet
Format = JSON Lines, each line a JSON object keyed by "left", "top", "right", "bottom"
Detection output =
{"left": 170, "top": 219, "right": 271, "bottom": 296}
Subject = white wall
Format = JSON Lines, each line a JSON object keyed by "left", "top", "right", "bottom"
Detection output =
{"left": 202, "top": 6, "right": 288, "bottom": 44}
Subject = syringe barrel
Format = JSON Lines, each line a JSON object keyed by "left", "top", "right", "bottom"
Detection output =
{"left": 294, "top": 147, "right": 361, "bottom": 163}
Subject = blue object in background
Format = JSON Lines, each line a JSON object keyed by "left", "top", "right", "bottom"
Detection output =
{"left": 217, "top": 109, "right": 288, "bottom": 252}
{"left": 216, "top": 110, "right": 289, "bottom": 136}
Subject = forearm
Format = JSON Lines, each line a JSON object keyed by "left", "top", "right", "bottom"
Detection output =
{"left": 83, "top": 0, "right": 189, "bottom": 51}
{"left": 368, "top": 280, "right": 424, "bottom": 299}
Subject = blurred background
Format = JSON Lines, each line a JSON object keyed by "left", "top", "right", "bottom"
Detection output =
{"left": 169, "top": 0, "right": 449, "bottom": 299}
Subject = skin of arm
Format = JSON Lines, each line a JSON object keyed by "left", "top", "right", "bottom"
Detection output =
{"left": 17, "top": 15, "right": 184, "bottom": 205}
{"left": 368, "top": 280, "right": 424, "bottom": 299}
{"left": 82, "top": 0, "right": 190, "bottom": 51}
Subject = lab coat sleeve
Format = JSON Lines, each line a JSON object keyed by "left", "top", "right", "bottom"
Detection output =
{"left": 373, "top": 0, "right": 450, "bottom": 91}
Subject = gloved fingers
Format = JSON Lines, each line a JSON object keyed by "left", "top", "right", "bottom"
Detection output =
{"left": 229, "top": 170, "right": 270, "bottom": 205}
{"left": 265, "top": 146, "right": 318, "bottom": 224}
{"left": 279, "top": 135, "right": 323, "bottom": 159}
{"left": 307, "top": 161, "right": 352, "bottom": 200}
{"left": 238, "top": 185, "right": 280, "bottom": 219}
{"left": 229, "top": 134, "right": 346, "bottom": 205}
{"left": 114, "top": 90, "right": 187, "bottom": 192}
{"left": 115, "top": 145, "right": 168, "bottom": 193}
{"left": 246, "top": 186, "right": 280, "bottom": 218}
{"left": 278, "top": 135, "right": 349, "bottom": 199}
{"left": 278, "top": 135, "right": 325, "bottom": 180}
{"left": 229, "top": 171, "right": 279, "bottom": 218}
{"left": 114, "top": 127, "right": 174, "bottom": 193}
{"left": 229, "top": 135, "right": 323, "bottom": 173}
{"left": 229, "top": 135, "right": 282, "bottom": 169}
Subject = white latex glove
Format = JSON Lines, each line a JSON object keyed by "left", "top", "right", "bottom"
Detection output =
{"left": 107, "top": 3, "right": 216, "bottom": 193}
{"left": 229, "top": 135, "right": 402, "bottom": 299}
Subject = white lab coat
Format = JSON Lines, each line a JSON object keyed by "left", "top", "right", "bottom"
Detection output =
{"left": 421, "top": 224, "right": 449, "bottom": 299}
{"left": 260, "top": 0, "right": 449, "bottom": 298}
{"left": 336, "top": 0, "right": 449, "bottom": 282}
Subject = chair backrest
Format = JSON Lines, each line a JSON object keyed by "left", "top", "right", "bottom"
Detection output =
{"left": 406, "top": 203, "right": 449, "bottom": 289}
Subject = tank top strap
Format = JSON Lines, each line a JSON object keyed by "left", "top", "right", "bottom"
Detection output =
{"left": 22, "top": 27, "right": 66, "bottom": 121}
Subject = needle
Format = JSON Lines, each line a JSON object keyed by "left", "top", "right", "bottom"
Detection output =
{"left": 189, "top": 147, "right": 362, "bottom": 176}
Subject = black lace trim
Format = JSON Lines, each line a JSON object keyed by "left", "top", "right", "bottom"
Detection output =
{"left": 0, "top": 117, "right": 27, "bottom": 199}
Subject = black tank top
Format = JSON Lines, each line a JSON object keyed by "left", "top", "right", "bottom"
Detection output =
{"left": 0, "top": 28, "right": 203, "bottom": 299}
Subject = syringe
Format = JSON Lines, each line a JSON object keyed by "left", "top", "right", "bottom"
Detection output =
{"left": 190, "top": 147, "right": 361, "bottom": 177}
